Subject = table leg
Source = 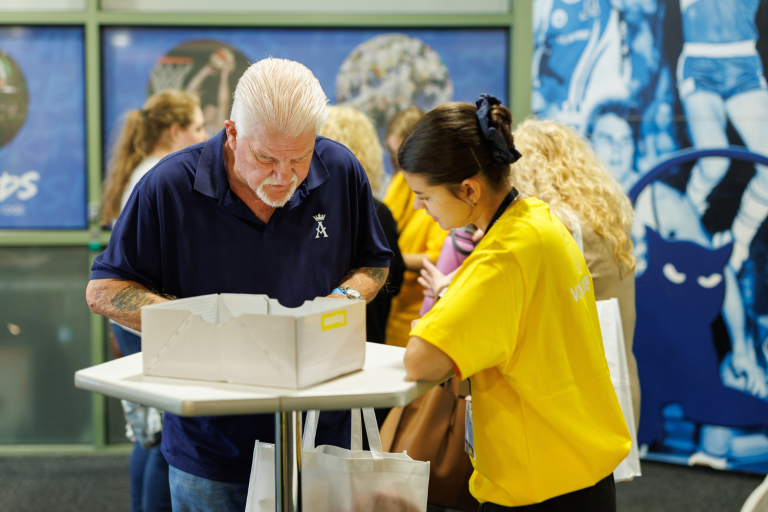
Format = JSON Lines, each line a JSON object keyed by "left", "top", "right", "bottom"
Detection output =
{"left": 274, "top": 411, "right": 302, "bottom": 512}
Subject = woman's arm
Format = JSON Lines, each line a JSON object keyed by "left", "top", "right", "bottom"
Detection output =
{"left": 418, "top": 258, "right": 458, "bottom": 297}
{"left": 404, "top": 335, "right": 455, "bottom": 381}
{"left": 403, "top": 252, "right": 432, "bottom": 271}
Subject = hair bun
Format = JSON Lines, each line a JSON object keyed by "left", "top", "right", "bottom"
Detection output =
{"left": 489, "top": 104, "right": 512, "bottom": 128}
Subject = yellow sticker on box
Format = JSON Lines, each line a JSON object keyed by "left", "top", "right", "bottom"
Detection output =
{"left": 321, "top": 310, "right": 347, "bottom": 331}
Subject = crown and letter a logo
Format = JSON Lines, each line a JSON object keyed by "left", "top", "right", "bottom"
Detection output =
{"left": 314, "top": 214, "right": 328, "bottom": 238}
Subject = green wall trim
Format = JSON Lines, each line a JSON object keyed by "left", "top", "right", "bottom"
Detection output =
{"left": 89, "top": 247, "right": 107, "bottom": 449}
{"left": 0, "top": 230, "right": 91, "bottom": 245}
{"left": 0, "top": 444, "right": 133, "bottom": 456}
{"left": 86, "top": 0, "right": 103, "bottom": 222}
{"left": 1, "top": 12, "right": 514, "bottom": 26}
{"left": 0, "top": 13, "right": 89, "bottom": 24}
{"left": 510, "top": 0, "right": 532, "bottom": 126}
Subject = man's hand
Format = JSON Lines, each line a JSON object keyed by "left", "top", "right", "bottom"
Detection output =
{"left": 86, "top": 279, "right": 172, "bottom": 332}
{"left": 332, "top": 266, "right": 389, "bottom": 303}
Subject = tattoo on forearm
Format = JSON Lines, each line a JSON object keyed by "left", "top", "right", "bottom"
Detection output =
{"left": 362, "top": 267, "right": 387, "bottom": 287}
{"left": 110, "top": 285, "right": 157, "bottom": 312}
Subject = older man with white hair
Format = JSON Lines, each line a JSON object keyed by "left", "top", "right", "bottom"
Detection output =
{"left": 86, "top": 58, "right": 392, "bottom": 510}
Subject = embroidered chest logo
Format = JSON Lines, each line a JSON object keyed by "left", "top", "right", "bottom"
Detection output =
{"left": 314, "top": 214, "right": 328, "bottom": 238}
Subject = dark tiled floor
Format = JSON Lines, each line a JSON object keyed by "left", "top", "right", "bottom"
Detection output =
{"left": 0, "top": 455, "right": 763, "bottom": 511}
{"left": 428, "top": 462, "right": 764, "bottom": 512}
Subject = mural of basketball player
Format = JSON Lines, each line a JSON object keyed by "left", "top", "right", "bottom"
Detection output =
{"left": 147, "top": 40, "right": 249, "bottom": 137}
{"left": 609, "top": 104, "right": 768, "bottom": 469}
{"left": 586, "top": 102, "right": 640, "bottom": 191}
{"left": 680, "top": 0, "right": 768, "bottom": 275}
{"left": 533, "top": 0, "right": 640, "bottom": 130}
{"left": 184, "top": 47, "right": 236, "bottom": 135}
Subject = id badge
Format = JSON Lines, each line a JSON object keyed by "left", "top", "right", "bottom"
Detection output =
{"left": 465, "top": 397, "right": 475, "bottom": 461}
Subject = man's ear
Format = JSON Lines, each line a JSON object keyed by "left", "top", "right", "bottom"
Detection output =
{"left": 224, "top": 120, "right": 238, "bottom": 152}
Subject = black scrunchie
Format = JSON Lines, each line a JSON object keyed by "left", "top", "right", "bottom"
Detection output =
{"left": 475, "top": 93, "right": 522, "bottom": 164}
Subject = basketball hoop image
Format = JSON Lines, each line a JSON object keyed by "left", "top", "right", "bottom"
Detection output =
{"left": 149, "top": 56, "right": 195, "bottom": 93}
{"left": 146, "top": 40, "right": 248, "bottom": 135}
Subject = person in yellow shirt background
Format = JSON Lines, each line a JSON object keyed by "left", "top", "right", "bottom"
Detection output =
{"left": 400, "top": 94, "right": 631, "bottom": 511}
{"left": 383, "top": 106, "right": 449, "bottom": 348}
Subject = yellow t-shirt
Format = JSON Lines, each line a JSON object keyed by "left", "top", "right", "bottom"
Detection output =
{"left": 411, "top": 198, "right": 631, "bottom": 507}
{"left": 383, "top": 172, "right": 448, "bottom": 348}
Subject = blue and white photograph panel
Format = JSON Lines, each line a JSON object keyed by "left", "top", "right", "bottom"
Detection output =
{"left": 0, "top": 27, "right": 87, "bottom": 228}
{"left": 534, "top": 0, "right": 768, "bottom": 473}
{"left": 102, "top": 27, "right": 508, "bottom": 175}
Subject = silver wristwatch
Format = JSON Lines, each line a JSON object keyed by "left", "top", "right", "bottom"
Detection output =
{"left": 336, "top": 286, "right": 364, "bottom": 300}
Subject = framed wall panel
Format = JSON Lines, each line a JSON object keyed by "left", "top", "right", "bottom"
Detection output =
{"left": 0, "top": 27, "right": 87, "bottom": 229}
{"left": 102, "top": 27, "right": 508, "bottom": 171}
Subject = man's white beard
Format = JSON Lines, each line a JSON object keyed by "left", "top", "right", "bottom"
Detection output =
{"left": 256, "top": 175, "right": 299, "bottom": 208}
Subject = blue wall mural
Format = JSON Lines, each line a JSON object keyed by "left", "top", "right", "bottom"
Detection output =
{"left": 102, "top": 27, "right": 508, "bottom": 176}
{"left": 534, "top": 0, "right": 768, "bottom": 473}
{"left": 0, "top": 27, "right": 86, "bottom": 229}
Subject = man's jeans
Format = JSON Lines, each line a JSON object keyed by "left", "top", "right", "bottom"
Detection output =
{"left": 168, "top": 466, "right": 249, "bottom": 512}
{"left": 130, "top": 443, "right": 172, "bottom": 512}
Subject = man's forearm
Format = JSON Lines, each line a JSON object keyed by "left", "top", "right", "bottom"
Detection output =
{"left": 338, "top": 267, "right": 389, "bottom": 303}
{"left": 86, "top": 278, "right": 170, "bottom": 332}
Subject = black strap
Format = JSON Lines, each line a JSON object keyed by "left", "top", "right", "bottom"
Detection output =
{"left": 459, "top": 187, "right": 518, "bottom": 396}
{"left": 485, "top": 188, "right": 518, "bottom": 236}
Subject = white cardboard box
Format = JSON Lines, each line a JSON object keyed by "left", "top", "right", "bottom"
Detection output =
{"left": 141, "top": 294, "right": 366, "bottom": 389}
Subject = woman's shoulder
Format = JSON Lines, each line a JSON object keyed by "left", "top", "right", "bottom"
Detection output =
{"left": 494, "top": 197, "right": 558, "bottom": 242}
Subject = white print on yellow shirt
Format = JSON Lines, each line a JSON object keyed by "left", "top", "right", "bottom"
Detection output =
{"left": 569, "top": 275, "right": 591, "bottom": 302}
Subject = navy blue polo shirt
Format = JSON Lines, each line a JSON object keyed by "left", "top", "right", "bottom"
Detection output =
{"left": 91, "top": 129, "right": 392, "bottom": 483}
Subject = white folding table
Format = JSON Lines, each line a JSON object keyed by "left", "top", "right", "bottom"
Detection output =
{"left": 75, "top": 342, "right": 445, "bottom": 512}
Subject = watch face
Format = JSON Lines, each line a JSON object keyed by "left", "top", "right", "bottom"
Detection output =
{"left": 340, "top": 287, "right": 363, "bottom": 300}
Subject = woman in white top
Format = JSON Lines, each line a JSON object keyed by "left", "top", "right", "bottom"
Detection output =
{"left": 102, "top": 89, "right": 208, "bottom": 224}
{"left": 100, "top": 89, "right": 207, "bottom": 512}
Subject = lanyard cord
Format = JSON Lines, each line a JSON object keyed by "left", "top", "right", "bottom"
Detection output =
{"left": 484, "top": 188, "right": 518, "bottom": 236}
{"left": 463, "top": 187, "right": 518, "bottom": 396}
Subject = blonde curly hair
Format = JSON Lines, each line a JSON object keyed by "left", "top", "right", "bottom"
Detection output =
{"left": 320, "top": 105, "right": 384, "bottom": 196}
{"left": 512, "top": 119, "right": 636, "bottom": 276}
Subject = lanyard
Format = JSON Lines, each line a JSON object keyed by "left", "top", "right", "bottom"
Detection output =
{"left": 484, "top": 188, "right": 518, "bottom": 236}
{"left": 463, "top": 187, "right": 518, "bottom": 397}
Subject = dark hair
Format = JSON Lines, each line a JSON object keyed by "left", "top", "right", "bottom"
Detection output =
{"left": 397, "top": 101, "right": 515, "bottom": 191}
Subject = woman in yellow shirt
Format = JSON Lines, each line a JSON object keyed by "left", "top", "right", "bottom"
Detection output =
{"left": 383, "top": 107, "right": 448, "bottom": 347}
{"left": 401, "top": 95, "right": 631, "bottom": 511}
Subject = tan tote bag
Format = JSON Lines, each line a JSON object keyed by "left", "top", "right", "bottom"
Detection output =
{"left": 380, "top": 376, "right": 479, "bottom": 511}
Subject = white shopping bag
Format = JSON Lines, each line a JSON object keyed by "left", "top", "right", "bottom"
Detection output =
{"left": 244, "top": 409, "right": 430, "bottom": 512}
{"left": 245, "top": 440, "right": 275, "bottom": 512}
{"left": 302, "top": 408, "right": 430, "bottom": 512}
{"left": 596, "top": 299, "right": 642, "bottom": 482}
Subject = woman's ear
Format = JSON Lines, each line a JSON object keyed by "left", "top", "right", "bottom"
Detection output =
{"left": 460, "top": 178, "right": 482, "bottom": 205}
{"left": 168, "top": 123, "right": 181, "bottom": 143}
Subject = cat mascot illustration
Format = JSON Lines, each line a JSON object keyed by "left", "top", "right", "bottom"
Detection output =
{"left": 635, "top": 227, "right": 768, "bottom": 468}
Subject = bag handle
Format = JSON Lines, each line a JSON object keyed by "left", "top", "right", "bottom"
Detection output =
{"left": 302, "top": 410, "right": 319, "bottom": 452}
{"left": 302, "top": 409, "right": 383, "bottom": 459}
{"left": 351, "top": 408, "right": 383, "bottom": 459}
